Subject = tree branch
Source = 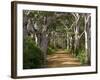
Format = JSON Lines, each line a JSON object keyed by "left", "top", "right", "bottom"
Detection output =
{"left": 79, "top": 31, "right": 85, "bottom": 39}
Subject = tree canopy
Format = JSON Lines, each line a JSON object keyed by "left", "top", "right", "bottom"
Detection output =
{"left": 23, "top": 10, "right": 91, "bottom": 69}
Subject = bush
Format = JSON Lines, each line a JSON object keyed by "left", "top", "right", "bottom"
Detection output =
{"left": 23, "top": 37, "right": 44, "bottom": 69}
{"left": 76, "top": 49, "right": 87, "bottom": 64}
{"left": 47, "top": 47, "right": 54, "bottom": 55}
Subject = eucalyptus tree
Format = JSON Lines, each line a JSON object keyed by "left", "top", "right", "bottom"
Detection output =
{"left": 84, "top": 13, "right": 91, "bottom": 64}
{"left": 57, "top": 13, "right": 75, "bottom": 50}
{"left": 23, "top": 10, "right": 91, "bottom": 65}
{"left": 24, "top": 11, "right": 63, "bottom": 66}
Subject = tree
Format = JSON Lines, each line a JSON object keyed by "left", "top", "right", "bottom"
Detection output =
{"left": 25, "top": 11, "right": 58, "bottom": 66}
{"left": 84, "top": 13, "right": 91, "bottom": 64}
{"left": 23, "top": 10, "right": 91, "bottom": 66}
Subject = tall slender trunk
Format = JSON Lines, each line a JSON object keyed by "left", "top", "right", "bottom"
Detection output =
{"left": 87, "top": 20, "right": 91, "bottom": 64}
{"left": 53, "top": 32, "right": 56, "bottom": 48}
{"left": 74, "top": 26, "right": 79, "bottom": 55}
{"left": 67, "top": 34, "right": 69, "bottom": 50}
{"left": 72, "top": 13, "right": 80, "bottom": 55}
{"left": 74, "top": 22, "right": 79, "bottom": 55}
{"left": 71, "top": 35, "right": 75, "bottom": 54}
{"left": 84, "top": 21, "right": 88, "bottom": 62}
{"left": 23, "top": 14, "right": 28, "bottom": 39}
{"left": 35, "top": 34, "right": 38, "bottom": 45}
{"left": 70, "top": 36, "right": 72, "bottom": 50}
{"left": 84, "top": 14, "right": 91, "bottom": 64}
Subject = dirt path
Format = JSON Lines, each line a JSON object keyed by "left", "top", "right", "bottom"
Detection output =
{"left": 46, "top": 50, "right": 81, "bottom": 68}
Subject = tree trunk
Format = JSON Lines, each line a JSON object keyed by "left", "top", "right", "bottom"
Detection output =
{"left": 74, "top": 26, "right": 79, "bottom": 56}
{"left": 40, "top": 32, "right": 48, "bottom": 67}
{"left": 23, "top": 14, "right": 28, "bottom": 39}
{"left": 70, "top": 36, "right": 72, "bottom": 50}
{"left": 72, "top": 13, "right": 80, "bottom": 55}
{"left": 84, "top": 23, "right": 88, "bottom": 63}
{"left": 84, "top": 14, "right": 91, "bottom": 64}
{"left": 67, "top": 34, "right": 70, "bottom": 50}
{"left": 87, "top": 19, "right": 91, "bottom": 64}
{"left": 74, "top": 22, "right": 79, "bottom": 56}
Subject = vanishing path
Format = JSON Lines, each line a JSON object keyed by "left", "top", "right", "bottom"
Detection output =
{"left": 46, "top": 50, "right": 81, "bottom": 68}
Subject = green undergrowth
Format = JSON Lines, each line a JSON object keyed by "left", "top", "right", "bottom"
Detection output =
{"left": 47, "top": 47, "right": 55, "bottom": 55}
{"left": 23, "top": 37, "right": 44, "bottom": 69}
{"left": 75, "top": 49, "right": 87, "bottom": 64}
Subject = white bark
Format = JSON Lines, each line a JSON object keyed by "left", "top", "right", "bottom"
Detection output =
{"left": 70, "top": 37, "right": 72, "bottom": 50}
{"left": 84, "top": 21, "right": 88, "bottom": 50}
{"left": 35, "top": 34, "right": 38, "bottom": 45}
{"left": 67, "top": 34, "right": 69, "bottom": 49}
{"left": 73, "top": 13, "right": 80, "bottom": 54}
{"left": 84, "top": 14, "right": 91, "bottom": 63}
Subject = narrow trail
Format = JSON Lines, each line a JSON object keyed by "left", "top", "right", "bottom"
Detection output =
{"left": 46, "top": 50, "right": 81, "bottom": 68}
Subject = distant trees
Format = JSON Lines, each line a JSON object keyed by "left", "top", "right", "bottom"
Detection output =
{"left": 23, "top": 10, "right": 91, "bottom": 66}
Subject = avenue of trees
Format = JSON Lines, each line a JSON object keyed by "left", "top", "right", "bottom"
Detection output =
{"left": 23, "top": 10, "right": 91, "bottom": 69}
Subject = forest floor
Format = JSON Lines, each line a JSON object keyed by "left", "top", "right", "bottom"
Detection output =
{"left": 46, "top": 50, "right": 81, "bottom": 68}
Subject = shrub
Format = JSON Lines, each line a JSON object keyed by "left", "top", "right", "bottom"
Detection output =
{"left": 23, "top": 37, "right": 44, "bottom": 69}
{"left": 47, "top": 47, "right": 54, "bottom": 55}
{"left": 76, "top": 49, "right": 87, "bottom": 64}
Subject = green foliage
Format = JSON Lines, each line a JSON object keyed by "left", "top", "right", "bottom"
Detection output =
{"left": 47, "top": 47, "right": 54, "bottom": 55}
{"left": 23, "top": 37, "right": 44, "bottom": 69}
{"left": 47, "top": 43, "right": 60, "bottom": 55}
{"left": 75, "top": 49, "right": 87, "bottom": 64}
{"left": 23, "top": 10, "right": 90, "bottom": 66}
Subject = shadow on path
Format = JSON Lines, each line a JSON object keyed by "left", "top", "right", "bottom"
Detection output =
{"left": 46, "top": 50, "right": 81, "bottom": 68}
